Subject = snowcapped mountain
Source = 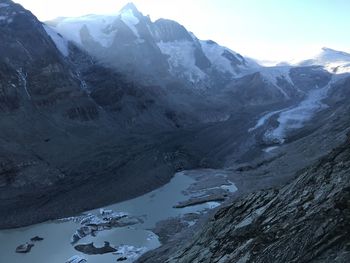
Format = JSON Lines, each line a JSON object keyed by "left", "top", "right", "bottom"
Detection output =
{"left": 45, "top": 3, "right": 256, "bottom": 88}
{"left": 298, "top": 47, "right": 350, "bottom": 74}
{"left": 47, "top": 2, "right": 336, "bottom": 106}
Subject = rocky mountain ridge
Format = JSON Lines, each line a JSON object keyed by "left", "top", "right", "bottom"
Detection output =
{"left": 138, "top": 133, "right": 350, "bottom": 263}
{"left": 46, "top": 3, "right": 256, "bottom": 90}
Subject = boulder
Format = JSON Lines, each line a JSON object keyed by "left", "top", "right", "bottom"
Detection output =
{"left": 74, "top": 241, "right": 117, "bottom": 255}
{"left": 30, "top": 236, "right": 44, "bottom": 242}
{"left": 15, "top": 243, "right": 34, "bottom": 253}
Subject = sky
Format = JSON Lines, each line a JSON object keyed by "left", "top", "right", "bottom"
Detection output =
{"left": 13, "top": 0, "right": 350, "bottom": 62}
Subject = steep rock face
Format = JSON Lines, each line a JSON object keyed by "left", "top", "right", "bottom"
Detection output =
{"left": 223, "top": 72, "right": 288, "bottom": 106}
{"left": 289, "top": 66, "right": 332, "bottom": 92}
{"left": 0, "top": 1, "right": 203, "bottom": 228}
{"left": 0, "top": 0, "right": 100, "bottom": 191}
{"left": 0, "top": 0, "right": 96, "bottom": 119}
{"left": 144, "top": 136, "right": 350, "bottom": 263}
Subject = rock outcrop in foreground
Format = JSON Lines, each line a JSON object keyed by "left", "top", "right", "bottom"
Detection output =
{"left": 140, "top": 135, "right": 350, "bottom": 262}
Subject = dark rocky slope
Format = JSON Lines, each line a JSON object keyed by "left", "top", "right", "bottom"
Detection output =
{"left": 0, "top": 0, "right": 205, "bottom": 228}
{"left": 139, "top": 134, "right": 350, "bottom": 263}
{"left": 0, "top": 0, "right": 266, "bottom": 229}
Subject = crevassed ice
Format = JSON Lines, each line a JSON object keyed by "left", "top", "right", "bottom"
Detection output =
{"left": 265, "top": 82, "right": 332, "bottom": 143}
{"left": 158, "top": 40, "right": 206, "bottom": 83}
{"left": 200, "top": 40, "right": 237, "bottom": 75}
{"left": 54, "top": 15, "right": 118, "bottom": 48}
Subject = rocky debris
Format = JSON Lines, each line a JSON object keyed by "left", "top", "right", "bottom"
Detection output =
{"left": 30, "top": 236, "right": 44, "bottom": 242}
{"left": 173, "top": 170, "right": 239, "bottom": 209}
{"left": 152, "top": 213, "right": 201, "bottom": 244}
{"left": 181, "top": 213, "right": 200, "bottom": 222}
{"left": 15, "top": 235, "right": 44, "bottom": 253}
{"left": 173, "top": 195, "right": 225, "bottom": 208}
{"left": 74, "top": 241, "right": 117, "bottom": 255}
{"left": 153, "top": 218, "right": 189, "bottom": 244}
{"left": 117, "top": 257, "right": 128, "bottom": 261}
{"left": 182, "top": 169, "right": 232, "bottom": 192}
{"left": 70, "top": 210, "right": 141, "bottom": 244}
{"left": 138, "top": 136, "right": 350, "bottom": 262}
{"left": 65, "top": 255, "right": 87, "bottom": 263}
{"left": 15, "top": 242, "right": 34, "bottom": 253}
{"left": 114, "top": 245, "right": 147, "bottom": 261}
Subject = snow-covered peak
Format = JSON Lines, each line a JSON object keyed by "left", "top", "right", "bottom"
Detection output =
{"left": 45, "top": 3, "right": 146, "bottom": 48}
{"left": 306, "top": 47, "right": 350, "bottom": 65}
{"left": 119, "top": 2, "right": 141, "bottom": 16}
{"left": 119, "top": 3, "right": 144, "bottom": 34}
{"left": 44, "top": 3, "right": 260, "bottom": 86}
{"left": 120, "top": 3, "right": 145, "bottom": 30}
{"left": 297, "top": 47, "right": 350, "bottom": 74}
{"left": 318, "top": 47, "right": 350, "bottom": 63}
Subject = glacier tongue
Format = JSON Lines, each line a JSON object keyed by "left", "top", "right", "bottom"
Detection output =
{"left": 265, "top": 80, "right": 333, "bottom": 143}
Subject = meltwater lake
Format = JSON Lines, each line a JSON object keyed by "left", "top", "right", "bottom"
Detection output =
{"left": 0, "top": 170, "right": 237, "bottom": 263}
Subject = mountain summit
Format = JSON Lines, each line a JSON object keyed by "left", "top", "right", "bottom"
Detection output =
{"left": 298, "top": 47, "right": 350, "bottom": 74}
{"left": 46, "top": 4, "right": 255, "bottom": 88}
{"left": 119, "top": 2, "right": 143, "bottom": 18}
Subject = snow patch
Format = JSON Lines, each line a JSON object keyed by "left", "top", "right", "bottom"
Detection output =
{"left": 263, "top": 146, "right": 280, "bottom": 153}
{"left": 114, "top": 245, "right": 147, "bottom": 261}
{"left": 221, "top": 181, "right": 238, "bottom": 193}
{"left": 259, "top": 66, "right": 293, "bottom": 98}
{"left": 200, "top": 40, "right": 238, "bottom": 75}
{"left": 43, "top": 25, "right": 69, "bottom": 57}
{"left": 324, "top": 61, "right": 350, "bottom": 74}
{"left": 17, "top": 68, "right": 31, "bottom": 99}
{"left": 207, "top": 201, "right": 221, "bottom": 209}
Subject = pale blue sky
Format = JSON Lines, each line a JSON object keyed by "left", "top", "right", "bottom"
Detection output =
{"left": 14, "top": 0, "right": 350, "bottom": 61}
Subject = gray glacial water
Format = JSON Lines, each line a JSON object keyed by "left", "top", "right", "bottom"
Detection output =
{"left": 0, "top": 171, "right": 235, "bottom": 263}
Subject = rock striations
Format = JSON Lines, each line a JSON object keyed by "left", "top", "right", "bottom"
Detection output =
{"left": 139, "top": 135, "right": 350, "bottom": 262}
